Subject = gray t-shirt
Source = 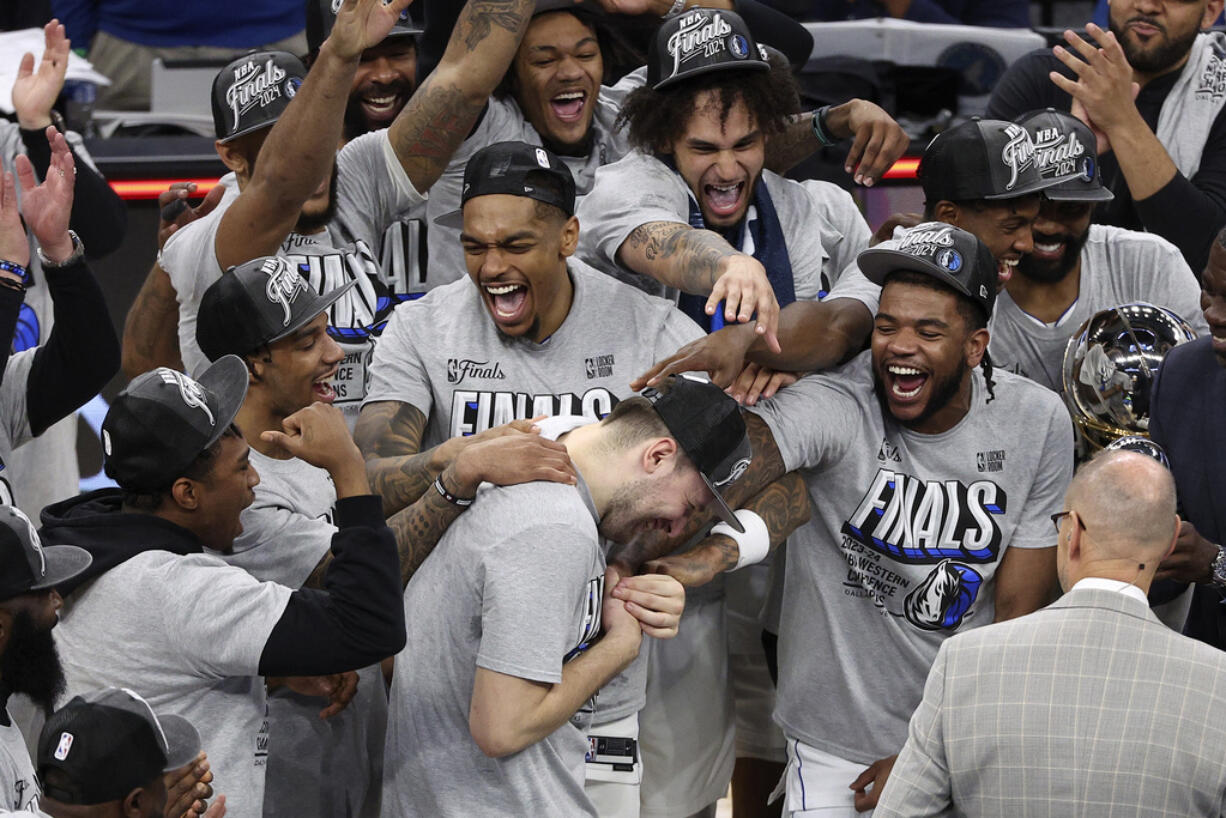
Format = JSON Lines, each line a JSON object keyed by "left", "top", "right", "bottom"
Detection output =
{"left": 574, "top": 150, "right": 871, "bottom": 300}
{"left": 422, "top": 70, "right": 644, "bottom": 286}
{"left": 0, "top": 714, "right": 37, "bottom": 812}
{"left": 364, "top": 258, "right": 705, "bottom": 449}
{"left": 161, "top": 130, "right": 425, "bottom": 425}
{"left": 382, "top": 478, "right": 606, "bottom": 817}
{"left": 749, "top": 352, "right": 1073, "bottom": 762}
{"left": 219, "top": 450, "right": 385, "bottom": 818}
{"left": 990, "top": 224, "right": 1209, "bottom": 390}
{"left": 0, "top": 350, "right": 36, "bottom": 509}
{"left": 55, "top": 551, "right": 293, "bottom": 818}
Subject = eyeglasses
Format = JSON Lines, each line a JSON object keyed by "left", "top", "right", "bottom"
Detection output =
{"left": 1050, "top": 510, "right": 1085, "bottom": 534}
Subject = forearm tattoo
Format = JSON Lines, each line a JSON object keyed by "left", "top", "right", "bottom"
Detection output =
{"left": 459, "top": 0, "right": 531, "bottom": 50}
{"left": 625, "top": 222, "right": 737, "bottom": 294}
{"left": 354, "top": 402, "right": 437, "bottom": 517}
{"left": 386, "top": 488, "right": 465, "bottom": 588}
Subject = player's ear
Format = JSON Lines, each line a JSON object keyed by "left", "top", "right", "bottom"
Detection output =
{"left": 964, "top": 327, "right": 989, "bottom": 368}
{"left": 559, "top": 216, "right": 580, "bottom": 257}
{"left": 932, "top": 200, "right": 959, "bottom": 224}
{"left": 642, "top": 437, "right": 679, "bottom": 475}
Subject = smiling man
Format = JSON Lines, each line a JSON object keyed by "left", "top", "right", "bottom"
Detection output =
{"left": 576, "top": 7, "right": 872, "bottom": 351}
{"left": 986, "top": 0, "right": 1226, "bottom": 273}
{"left": 648, "top": 225, "right": 1073, "bottom": 816}
{"left": 988, "top": 108, "right": 1207, "bottom": 391}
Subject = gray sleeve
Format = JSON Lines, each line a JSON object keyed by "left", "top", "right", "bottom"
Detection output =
{"left": 748, "top": 369, "right": 858, "bottom": 473}
{"left": 362, "top": 299, "right": 435, "bottom": 413}
{"left": 600, "top": 66, "right": 648, "bottom": 108}
{"left": 160, "top": 559, "right": 294, "bottom": 678}
{"left": 230, "top": 502, "right": 335, "bottom": 588}
{"left": 0, "top": 350, "right": 35, "bottom": 451}
{"left": 874, "top": 642, "right": 953, "bottom": 817}
{"left": 803, "top": 181, "right": 872, "bottom": 287}
{"left": 1008, "top": 394, "right": 1073, "bottom": 550}
{"left": 160, "top": 211, "right": 226, "bottom": 377}
{"left": 826, "top": 258, "right": 881, "bottom": 315}
{"left": 335, "top": 131, "right": 426, "bottom": 251}
{"left": 1151, "top": 242, "right": 1211, "bottom": 337}
{"left": 575, "top": 156, "right": 690, "bottom": 274}
{"left": 478, "top": 523, "right": 598, "bottom": 684}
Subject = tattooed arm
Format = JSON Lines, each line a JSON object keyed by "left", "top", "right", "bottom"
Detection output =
{"left": 214, "top": 0, "right": 412, "bottom": 270}
{"left": 307, "top": 430, "right": 577, "bottom": 589}
{"left": 122, "top": 261, "right": 183, "bottom": 377}
{"left": 388, "top": 0, "right": 534, "bottom": 191}
{"left": 765, "top": 101, "right": 910, "bottom": 186}
{"left": 618, "top": 221, "right": 781, "bottom": 350}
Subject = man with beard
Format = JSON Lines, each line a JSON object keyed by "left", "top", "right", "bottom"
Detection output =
{"left": 986, "top": 0, "right": 1226, "bottom": 273}
{"left": 990, "top": 108, "right": 1207, "bottom": 391}
{"left": 634, "top": 117, "right": 1057, "bottom": 408}
{"left": 576, "top": 7, "right": 873, "bottom": 347}
{"left": 420, "top": 0, "right": 906, "bottom": 312}
{"left": 380, "top": 375, "right": 753, "bottom": 817}
{"left": 0, "top": 505, "right": 90, "bottom": 812}
{"left": 643, "top": 226, "right": 1072, "bottom": 816}
{"left": 131, "top": 0, "right": 538, "bottom": 426}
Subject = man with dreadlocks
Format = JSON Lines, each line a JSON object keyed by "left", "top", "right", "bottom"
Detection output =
{"left": 639, "top": 225, "right": 1073, "bottom": 816}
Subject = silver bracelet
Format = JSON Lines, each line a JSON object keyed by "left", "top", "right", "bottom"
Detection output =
{"left": 37, "top": 229, "right": 84, "bottom": 269}
{"left": 1211, "top": 544, "right": 1226, "bottom": 589}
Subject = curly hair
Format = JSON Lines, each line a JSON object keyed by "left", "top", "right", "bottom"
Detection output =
{"left": 616, "top": 66, "right": 801, "bottom": 155}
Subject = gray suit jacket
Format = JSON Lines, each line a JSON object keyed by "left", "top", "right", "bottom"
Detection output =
{"left": 876, "top": 588, "right": 1226, "bottom": 817}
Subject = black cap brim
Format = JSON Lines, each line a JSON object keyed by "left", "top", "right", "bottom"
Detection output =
{"left": 981, "top": 172, "right": 1065, "bottom": 200}
{"left": 702, "top": 473, "right": 743, "bottom": 532}
{"left": 653, "top": 57, "right": 770, "bottom": 91}
{"left": 266, "top": 278, "right": 359, "bottom": 346}
{"left": 703, "top": 434, "right": 753, "bottom": 533}
{"left": 27, "top": 545, "right": 92, "bottom": 592}
{"left": 194, "top": 356, "right": 250, "bottom": 449}
{"left": 1044, "top": 186, "right": 1114, "bottom": 202}
{"left": 434, "top": 207, "right": 464, "bottom": 231}
{"left": 158, "top": 713, "right": 203, "bottom": 771}
{"left": 858, "top": 248, "right": 973, "bottom": 301}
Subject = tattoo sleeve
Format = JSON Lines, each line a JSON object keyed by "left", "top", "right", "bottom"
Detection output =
{"left": 354, "top": 401, "right": 442, "bottom": 517}
{"left": 620, "top": 222, "right": 737, "bottom": 295}
{"left": 302, "top": 483, "right": 465, "bottom": 591}
{"left": 122, "top": 261, "right": 183, "bottom": 378}
{"left": 698, "top": 470, "right": 812, "bottom": 573}
{"left": 765, "top": 111, "right": 821, "bottom": 176}
{"left": 388, "top": 0, "right": 533, "bottom": 191}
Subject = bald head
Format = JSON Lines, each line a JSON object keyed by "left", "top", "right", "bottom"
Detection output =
{"left": 1062, "top": 450, "right": 1178, "bottom": 583}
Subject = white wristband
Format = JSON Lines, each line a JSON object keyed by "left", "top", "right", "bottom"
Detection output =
{"left": 712, "top": 509, "right": 770, "bottom": 572}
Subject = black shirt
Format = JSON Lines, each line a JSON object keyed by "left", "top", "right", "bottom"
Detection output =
{"left": 986, "top": 48, "right": 1226, "bottom": 274}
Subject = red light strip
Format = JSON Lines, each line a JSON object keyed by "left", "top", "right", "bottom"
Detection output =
{"left": 882, "top": 157, "right": 920, "bottom": 180}
{"left": 109, "top": 178, "right": 221, "bottom": 201}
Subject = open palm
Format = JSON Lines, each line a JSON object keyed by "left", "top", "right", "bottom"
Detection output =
{"left": 11, "top": 20, "right": 70, "bottom": 129}
{"left": 16, "top": 128, "right": 75, "bottom": 251}
{"left": 329, "top": 0, "right": 415, "bottom": 60}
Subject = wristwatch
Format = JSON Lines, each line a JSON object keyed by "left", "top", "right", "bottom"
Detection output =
{"left": 37, "top": 229, "right": 84, "bottom": 269}
{"left": 1211, "top": 544, "right": 1226, "bottom": 589}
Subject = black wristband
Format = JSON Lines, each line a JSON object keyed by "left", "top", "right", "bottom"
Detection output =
{"left": 434, "top": 473, "right": 474, "bottom": 507}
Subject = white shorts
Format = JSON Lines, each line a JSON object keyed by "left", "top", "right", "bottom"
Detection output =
{"left": 777, "top": 738, "right": 874, "bottom": 818}
{"left": 638, "top": 586, "right": 734, "bottom": 818}
{"left": 585, "top": 712, "right": 641, "bottom": 818}
{"left": 726, "top": 560, "right": 785, "bottom": 763}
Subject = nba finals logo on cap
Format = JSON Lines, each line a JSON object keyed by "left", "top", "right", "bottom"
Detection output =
{"left": 667, "top": 11, "right": 734, "bottom": 76}
{"left": 262, "top": 257, "right": 308, "bottom": 327}
{"left": 226, "top": 58, "right": 288, "bottom": 131}
{"left": 897, "top": 224, "right": 956, "bottom": 259}
{"left": 1032, "top": 125, "right": 1086, "bottom": 180}
{"left": 1000, "top": 123, "right": 1036, "bottom": 191}
{"left": 156, "top": 369, "right": 216, "bottom": 427}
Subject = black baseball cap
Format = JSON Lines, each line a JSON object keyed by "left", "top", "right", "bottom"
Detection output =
{"left": 643, "top": 375, "right": 753, "bottom": 533}
{"left": 858, "top": 222, "right": 998, "bottom": 319}
{"left": 211, "top": 51, "right": 307, "bottom": 143}
{"left": 0, "top": 505, "right": 90, "bottom": 602}
{"left": 197, "top": 256, "right": 355, "bottom": 362}
{"left": 919, "top": 118, "right": 1061, "bottom": 203}
{"left": 306, "top": 0, "right": 422, "bottom": 54}
{"left": 102, "top": 357, "right": 249, "bottom": 492}
{"left": 1018, "top": 108, "right": 1114, "bottom": 203}
{"left": 648, "top": 7, "right": 769, "bottom": 91}
{"left": 434, "top": 141, "right": 577, "bottom": 229}
{"left": 38, "top": 687, "right": 201, "bottom": 806}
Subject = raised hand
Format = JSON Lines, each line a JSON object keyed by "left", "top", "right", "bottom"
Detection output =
{"left": 163, "top": 751, "right": 214, "bottom": 818}
{"left": 833, "top": 99, "right": 910, "bottom": 187}
{"left": 329, "top": 0, "right": 415, "bottom": 61}
{"left": 280, "top": 671, "right": 361, "bottom": 719}
{"left": 158, "top": 182, "right": 226, "bottom": 250}
{"left": 0, "top": 170, "right": 28, "bottom": 272}
{"left": 12, "top": 20, "right": 70, "bottom": 131}
{"left": 261, "top": 403, "right": 369, "bottom": 497}
{"left": 15, "top": 127, "right": 75, "bottom": 261}
{"left": 631, "top": 324, "right": 757, "bottom": 390}
{"left": 1050, "top": 24, "right": 1142, "bottom": 142}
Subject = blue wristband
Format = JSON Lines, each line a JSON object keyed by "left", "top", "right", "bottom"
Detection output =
{"left": 0, "top": 260, "right": 29, "bottom": 287}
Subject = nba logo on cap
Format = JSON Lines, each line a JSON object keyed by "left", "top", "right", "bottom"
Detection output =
{"left": 534, "top": 148, "right": 550, "bottom": 169}
{"left": 54, "top": 732, "right": 73, "bottom": 761}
